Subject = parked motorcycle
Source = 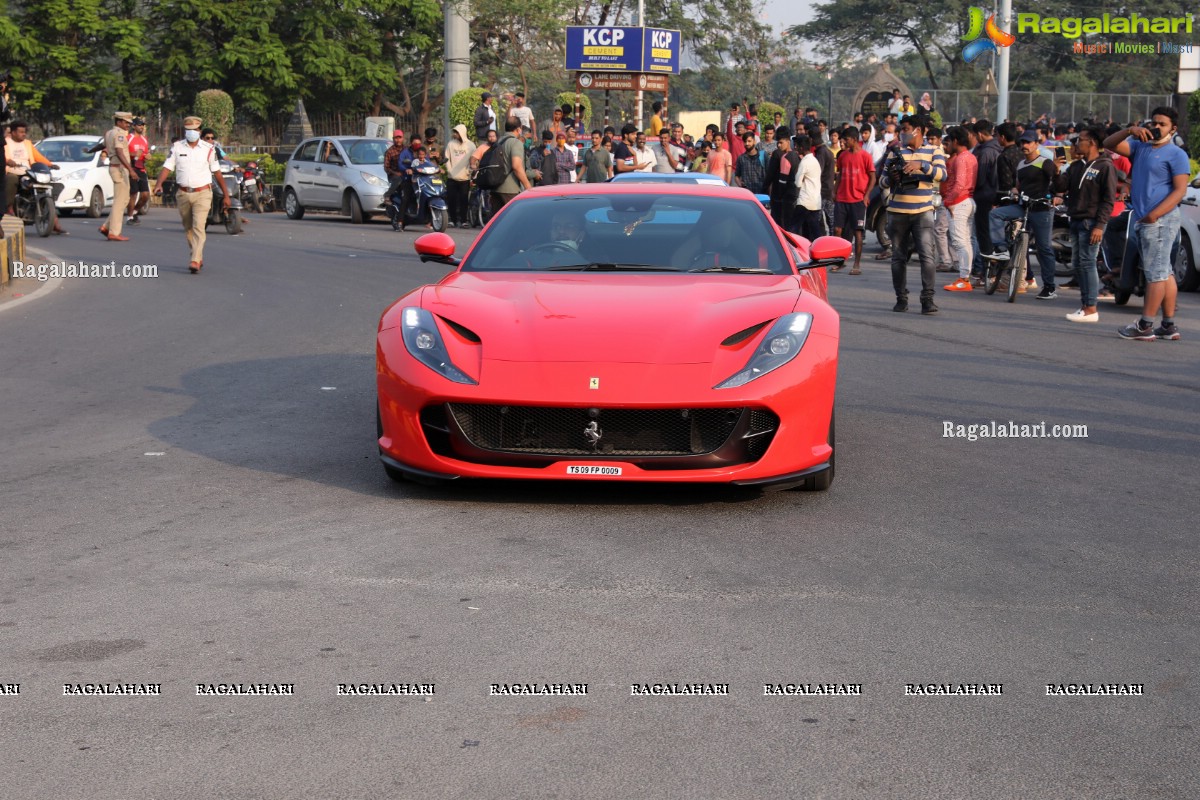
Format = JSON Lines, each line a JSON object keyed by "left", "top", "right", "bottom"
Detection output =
{"left": 405, "top": 159, "right": 447, "bottom": 232}
{"left": 240, "top": 160, "right": 273, "bottom": 213}
{"left": 12, "top": 162, "right": 58, "bottom": 238}
{"left": 206, "top": 159, "right": 243, "bottom": 235}
{"left": 1049, "top": 205, "right": 1075, "bottom": 278}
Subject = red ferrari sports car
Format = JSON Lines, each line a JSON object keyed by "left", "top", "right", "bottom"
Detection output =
{"left": 377, "top": 183, "right": 850, "bottom": 490}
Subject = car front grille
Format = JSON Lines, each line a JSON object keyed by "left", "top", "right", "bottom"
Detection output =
{"left": 428, "top": 404, "right": 779, "bottom": 470}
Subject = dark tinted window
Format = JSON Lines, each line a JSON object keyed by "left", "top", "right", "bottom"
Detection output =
{"left": 292, "top": 140, "right": 319, "bottom": 162}
{"left": 464, "top": 193, "right": 789, "bottom": 274}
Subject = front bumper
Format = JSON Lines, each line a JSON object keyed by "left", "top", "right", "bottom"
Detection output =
{"left": 377, "top": 341, "right": 837, "bottom": 485}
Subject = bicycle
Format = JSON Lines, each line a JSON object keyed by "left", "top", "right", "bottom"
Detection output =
{"left": 984, "top": 193, "right": 1051, "bottom": 303}
{"left": 467, "top": 183, "right": 493, "bottom": 228}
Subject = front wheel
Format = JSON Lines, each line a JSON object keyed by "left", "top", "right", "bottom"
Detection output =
{"left": 349, "top": 192, "right": 366, "bottom": 224}
{"left": 1052, "top": 227, "right": 1075, "bottom": 277}
{"left": 35, "top": 195, "right": 56, "bottom": 238}
{"left": 284, "top": 188, "right": 305, "bottom": 219}
{"left": 798, "top": 413, "right": 835, "bottom": 492}
{"left": 430, "top": 206, "right": 446, "bottom": 232}
{"left": 224, "top": 209, "right": 243, "bottom": 235}
{"left": 86, "top": 186, "right": 104, "bottom": 218}
{"left": 985, "top": 256, "right": 1004, "bottom": 295}
{"left": 1007, "top": 232, "right": 1028, "bottom": 303}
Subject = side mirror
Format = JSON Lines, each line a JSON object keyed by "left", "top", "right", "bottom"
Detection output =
{"left": 799, "top": 235, "right": 853, "bottom": 270}
{"left": 415, "top": 232, "right": 459, "bottom": 266}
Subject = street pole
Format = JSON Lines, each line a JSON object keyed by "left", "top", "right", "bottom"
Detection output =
{"left": 997, "top": 0, "right": 1011, "bottom": 122}
{"left": 635, "top": 0, "right": 645, "bottom": 131}
{"left": 443, "top": 0, "right": 471, "bottom": 138}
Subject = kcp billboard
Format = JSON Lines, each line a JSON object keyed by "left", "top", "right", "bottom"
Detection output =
{"left": 565, "top": 27, "right": 681, "bottom": 74}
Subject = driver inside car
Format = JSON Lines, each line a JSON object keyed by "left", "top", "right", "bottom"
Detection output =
{"left": 672, "top": 214, "right": 759, "bottom": 268}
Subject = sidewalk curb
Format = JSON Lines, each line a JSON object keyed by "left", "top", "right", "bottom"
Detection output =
{"left": 0, "top": 245, "right": 66, "bottom": 315}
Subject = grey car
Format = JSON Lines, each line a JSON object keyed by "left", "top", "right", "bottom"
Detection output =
{"left": 283, "top": 137, "right": 391, "bottom": 224}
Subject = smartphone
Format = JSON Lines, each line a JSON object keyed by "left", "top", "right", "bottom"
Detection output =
{"left": 1055, "top": 146, "right": 1066, "bottom": 160}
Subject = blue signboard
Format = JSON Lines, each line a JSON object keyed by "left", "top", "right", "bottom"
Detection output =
{"left": 565, "top": 26, "right": 681, "bottom": 74}
{"left": 642, "top": 28, "right": 680, "bottom": 74}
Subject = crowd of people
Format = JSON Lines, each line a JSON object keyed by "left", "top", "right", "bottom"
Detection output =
{"left": 420, "top": 90, "right": 1189, "bottom": 340}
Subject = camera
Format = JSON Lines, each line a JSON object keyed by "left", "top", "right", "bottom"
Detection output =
{"left": 885, "top": 149, "right": 921, "bottom": 192}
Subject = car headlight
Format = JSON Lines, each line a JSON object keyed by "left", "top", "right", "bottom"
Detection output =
{"left": 65, "top": 169, "right": 88, "bottom": 181}
{"left": 361, "top": 171, "right": 387, "bottom": 188}
{"left": 715, "top": 313, "right": 813, "bottom": 389}
{"left": 401, "top": 307, "right": 477, "bottom": 385}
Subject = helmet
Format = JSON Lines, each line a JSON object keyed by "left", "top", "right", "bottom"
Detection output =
{"left": 132, "top": 117, "right": 145, "bottom": 126}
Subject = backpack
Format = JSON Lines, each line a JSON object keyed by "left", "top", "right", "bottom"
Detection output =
{"left": 473, "top": 136, "right": 511, "bottom": 190}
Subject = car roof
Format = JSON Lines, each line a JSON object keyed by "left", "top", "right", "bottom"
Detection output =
{"left": 38, "top": 135, "right": 102, "bottom": 142}
{"left": 609, "top": 172, "right": 726, "bottom": 184}
{"left": 520, "top": 183, "right": 758, "bottom": 200}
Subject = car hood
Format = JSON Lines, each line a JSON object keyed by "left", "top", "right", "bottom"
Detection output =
{"left": 422, "top": 272, "right": 801, "bottom": 363}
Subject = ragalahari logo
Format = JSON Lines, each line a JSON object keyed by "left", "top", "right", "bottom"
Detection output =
{"left": 962, "top": 7, "right": 1016, "bottom": 62}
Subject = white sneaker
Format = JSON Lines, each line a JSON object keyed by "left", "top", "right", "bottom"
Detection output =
{"left": 1066, "top": 308, "right": 1098, "bottom": 323}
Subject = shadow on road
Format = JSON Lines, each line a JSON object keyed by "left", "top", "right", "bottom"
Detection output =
{"left": 148, "top": 354, "right": 781, "bottom": 507}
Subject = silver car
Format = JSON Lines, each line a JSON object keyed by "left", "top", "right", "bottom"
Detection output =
{"left": 282, "top": 137, "right": 390, "bottom": 224}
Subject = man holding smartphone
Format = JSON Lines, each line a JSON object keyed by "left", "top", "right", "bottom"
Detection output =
{"left": 1103, "top": 108, "right": 1189, "bottom": 340}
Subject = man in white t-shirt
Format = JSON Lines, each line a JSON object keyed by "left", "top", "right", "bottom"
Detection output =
{"left": 508, "top": 92, "right": 535, "bottom": 135}
{"left": 634, "top": 131, "right": 658, "bottom": 173}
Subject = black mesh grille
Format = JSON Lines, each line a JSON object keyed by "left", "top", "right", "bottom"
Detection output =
{"left": 446, "top": 404, "right": 752, "bottom": 457}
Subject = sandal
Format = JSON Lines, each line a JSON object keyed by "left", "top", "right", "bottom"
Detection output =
{"left": 830, "top": 264, "right": 845, "bottom": 272}
{"left": 848, "top": 268, "right": 862, "bottom": 275}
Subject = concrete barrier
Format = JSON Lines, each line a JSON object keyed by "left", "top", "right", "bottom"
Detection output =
{"left": 1, "top": 217, "right": 27, "bottom": 286}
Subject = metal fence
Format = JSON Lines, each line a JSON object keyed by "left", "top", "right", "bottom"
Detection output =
{"left": 829, "top": 87, "right": 1173, "bottom": 127}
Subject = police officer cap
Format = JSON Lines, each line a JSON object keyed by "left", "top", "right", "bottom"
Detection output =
{"left": 183, "top": 116, "right": 203, "bottom": 130}
{"left": 113, "top": 111, "right": 134, "bottom": 123}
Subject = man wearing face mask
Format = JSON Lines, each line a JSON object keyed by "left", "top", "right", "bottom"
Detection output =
{"left": 153, "top": 115, "right": 231, "bottom": 273}
{"left": 1104, "top": 107, "right": 1190, "bottom": 340}
{"left": 881, "top": 115, "right": 947, "bottom": 314}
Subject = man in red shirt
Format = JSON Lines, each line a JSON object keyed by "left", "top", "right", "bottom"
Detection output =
{"left": 832, "top": 125, "right": 875, "bottom": 273}
{"left": 126, "top": 117, "right": 151, "bottom": 224}
{"left": 940, "top": 127, "right": 978, "bottom": 291}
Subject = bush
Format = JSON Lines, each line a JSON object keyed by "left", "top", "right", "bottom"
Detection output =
{"left": 144, "top": 151, "right": 284, "bottom": 184}
{"left": 1189, "top": 92, "right": 1200, "bottom": 160}
{"left": 756, "top": 101, "right": 785, "bottom": 126}
{"left": 449, "top": 88, "right": 508, "bottom": 138}
{"left": 555, "top": 92, "right": 592, "bottom": 130}
{"left": 194, "top": 89, "right": 234, "bottom": 141}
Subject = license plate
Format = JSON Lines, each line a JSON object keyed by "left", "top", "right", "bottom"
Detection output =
{"left": 566, "top": 465, "right": 622, "bottom": 476}
{"left": 431, "top": 179, "right": 443, "bottom": 186}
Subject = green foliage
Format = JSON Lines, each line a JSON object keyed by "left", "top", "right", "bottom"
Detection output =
{"left": 146, "top": 151, "right": 285, "bottom": 183}
{"left": 555, "top": 92, "right": 591, "bottom": 130}
{"left": 449, "top": 88, "right": 487, "bottom": 132}
{"left": 757, "top": 102, "right": 784, "bottom": 124}
{"left": 1189, "top": 93, "right": 1200, "bottom": 161}
{"left": 194, "top": 89, "right": 235, "bottom": 141}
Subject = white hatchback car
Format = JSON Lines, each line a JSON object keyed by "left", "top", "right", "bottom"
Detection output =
{"left": 35, "top": 135, "right": 114, "bottom": 217}
{"left": 1175, "top": 175, "right": 1200, "bottom": 291}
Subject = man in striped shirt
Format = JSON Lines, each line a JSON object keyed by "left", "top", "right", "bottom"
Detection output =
{"left": 882, "top": 115, "right": 947, "bottom": 314}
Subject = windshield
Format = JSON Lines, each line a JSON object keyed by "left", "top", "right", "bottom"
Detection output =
{"left": 344, "top": 139, "right": 387, "bottom": 165}
{"left": 36, "top": 140, "right": 98, "bottom": 163}
{"left": 463, "top": 194, "right": 790, "bottom": 274}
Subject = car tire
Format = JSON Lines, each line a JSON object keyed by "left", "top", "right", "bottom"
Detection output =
{"left": 86, "top": 186, "right": 104, "bottom": 218}
{"left": 798, "top": 413, "right": 835, "bottom": 492}
{"left": 349, "top": 192, "right": 366, "bottom": 224}
{"left": 284, "top": 188, "right": 305, "bottom": 220}
{"left": 1176, "top": 230, "right": 1200, "bottom": 291}
{"left": 1113, "top": 288, "right": 1132, "bottom": 306}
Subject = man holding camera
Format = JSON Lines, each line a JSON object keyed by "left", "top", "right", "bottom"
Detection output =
{"left": 882, "top": 116, "right": 946, "bottom": 314}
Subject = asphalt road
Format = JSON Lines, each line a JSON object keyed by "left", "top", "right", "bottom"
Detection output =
{"left": 2, "top": 207, "right": 1198, "bottom": 799}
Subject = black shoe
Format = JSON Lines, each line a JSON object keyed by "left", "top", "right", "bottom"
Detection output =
{"left": 921, "top": 299, "right": 939, "bottom": 315}
{"left": 1036, "top": 287, "right": 1057, "bottom": 300}
{"left": 892, "top": 298, "right": 908, "bottom": 312}
{"left": 1154, "top": 323, "right": 1182, "bottom": 341}
{"left": 391, "top": 221, "right": 401, "bottom": 232}
{"left": 1117, "top": 320, "right": 1156, "bottom": 340}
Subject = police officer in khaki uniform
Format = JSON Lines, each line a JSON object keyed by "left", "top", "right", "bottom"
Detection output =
{"left": 154, "top": 115, "right": 229, "bottom": 273}
{"left": 100, "top": 111, "right": 134, "bottom": 240}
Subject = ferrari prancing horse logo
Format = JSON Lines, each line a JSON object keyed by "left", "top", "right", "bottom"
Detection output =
{"left": 584, "top": 421, "right": 603, "bottom": 450}
{"left": 589, "top": 377, "right": 600, "bottom": 389}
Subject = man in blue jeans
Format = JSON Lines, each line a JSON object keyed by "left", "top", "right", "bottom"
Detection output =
{"left": 983, "top": 130, "right": 1060, "bottom": 299}
{"left": 1058, "top": 127, "right": 1117, "bottom": 323}
{"left": 1104, "top": 107, "right": 1190, "bottom": 341}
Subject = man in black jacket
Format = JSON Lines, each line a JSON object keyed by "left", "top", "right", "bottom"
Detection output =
{"left": 762, "top": 127, "right": 799, "bottom": 230}
{"left": 807, "top": 124, "right": 835, "bottom": 235}
{"left": 994, "top": 122, "right": 1022, "bottom": 197}
{"left": 971, "top": 120, "right": 1003, "bottom": 282}
{"left": 473, "top": 92, "right": 496, "bottom": 142}
{"left": 1059, "top": 126, "right": 1117, "bottom": 323}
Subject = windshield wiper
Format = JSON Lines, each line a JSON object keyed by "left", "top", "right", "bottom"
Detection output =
{"left": 691, "top": 267, "right": 772, "bottom": 273}
{"left": 548, "top": 263, "right": 682, "bottom": 272}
